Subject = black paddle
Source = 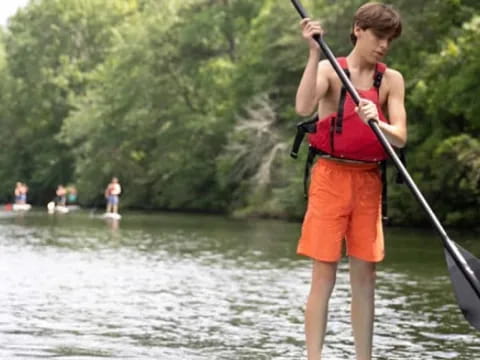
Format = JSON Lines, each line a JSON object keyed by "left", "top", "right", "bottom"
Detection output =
{"left": 290, "top": 0, "right": 480, "bottom": 331}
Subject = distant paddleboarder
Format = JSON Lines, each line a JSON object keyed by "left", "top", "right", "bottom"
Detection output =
{"left": 55, "top": 185, "right": 67, "bottom": 206}
{"left": 104, "top": 177, "right": 122, "bottom": 216}
{"left": 13, "top": 182, "right": 31, "bottom": 211}
{"left": 14, "top": 182, "right": 28, "bottom": 204}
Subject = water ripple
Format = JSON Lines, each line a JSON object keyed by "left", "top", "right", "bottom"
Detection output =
{"left": 0, "top": 212, "right": 479, "bottom": 359}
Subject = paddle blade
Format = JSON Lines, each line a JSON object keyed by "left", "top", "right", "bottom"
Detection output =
{"left": 445, "top": 243, "right": 480, "bottom": 330}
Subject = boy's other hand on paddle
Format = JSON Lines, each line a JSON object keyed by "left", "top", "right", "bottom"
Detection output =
{"left": 356, "top": 99, "right": 379, "bottom": 124}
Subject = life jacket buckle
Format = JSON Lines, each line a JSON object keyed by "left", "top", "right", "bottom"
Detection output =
{"left": 290, "top": 113, "right": 318, "bottom": 159}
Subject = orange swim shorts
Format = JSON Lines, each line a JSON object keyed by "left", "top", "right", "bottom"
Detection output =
{"left": 297, "top": 158, "right": 384, "bottom": 263}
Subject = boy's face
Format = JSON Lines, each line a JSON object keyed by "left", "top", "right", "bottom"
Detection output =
{"left": 354, "top": 25, "right": 394, "bottom": 62}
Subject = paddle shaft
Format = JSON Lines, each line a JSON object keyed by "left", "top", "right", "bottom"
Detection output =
{"left": 290, "top": 0, "right": 480, "bottom": 298}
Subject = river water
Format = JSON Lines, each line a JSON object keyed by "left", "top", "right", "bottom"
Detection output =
{"left": 0, "top": 210, "right": 479, "bottom": 359}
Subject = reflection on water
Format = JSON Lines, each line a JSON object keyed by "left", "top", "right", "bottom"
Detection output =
{"left": 0, "top": 210, "right": 479, "bottom": 359}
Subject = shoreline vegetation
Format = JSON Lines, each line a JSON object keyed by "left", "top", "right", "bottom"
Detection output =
{"left": 0, "top": 0, "right": 479, "bottom": 227}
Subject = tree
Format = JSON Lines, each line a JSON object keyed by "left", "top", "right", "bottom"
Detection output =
{"left": 0, "top": 0, "right": 137, "bottom": 203}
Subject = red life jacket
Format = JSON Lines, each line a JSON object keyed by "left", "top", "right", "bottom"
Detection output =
{"left": 308, "top": 57, "right": 388, "bottom": 162}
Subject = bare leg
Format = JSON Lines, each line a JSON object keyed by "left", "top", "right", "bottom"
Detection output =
{"left": 349, "top": 257, "right": 376, "bottom": 360}
{"left": 106, "top": 203, "right": 111, "bottom": 213}
{"left": 112, "top": 204, "right": 118, "bottom": 214}
{"left": 305, "top": 260, "right": 338, "bottom": 360}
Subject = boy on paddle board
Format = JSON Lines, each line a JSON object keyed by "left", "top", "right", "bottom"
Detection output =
{"left": 295, "top": 3, "right": 406, "bottom": 359}
{"left": 55, "top": 185, "right": 67, "bottom": 206}
{"left": 14, "top": 182, "right": 28, "bottom": 204}
{"left": 105, "top": 177, "right": 121, "bottom": 214}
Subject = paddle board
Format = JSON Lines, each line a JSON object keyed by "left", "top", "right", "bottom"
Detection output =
{"left": 47, "top": 202, "right": 71, "bottom": 214}
{"left": 13, "top": 203, "right": 32, "bottom": 212}
{"left": 55, "top": 205, "right": 69, "bottom": 214}
{"left": 102, "top": 212, "right": 122, "bottom": 220}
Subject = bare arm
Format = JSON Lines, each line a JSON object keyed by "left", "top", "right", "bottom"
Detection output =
{"left": 295, "top": 19, "right": 330, "bottom": 116}
{"left": 296, "top": 58, "right": 331, "bottom": 116}
{"left": 378, "top": 70, "right": 407, "bottom": 148}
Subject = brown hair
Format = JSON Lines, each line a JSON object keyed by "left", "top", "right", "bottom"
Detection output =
{"left": 350, "top": 2, "right": 402, "bottom": 45}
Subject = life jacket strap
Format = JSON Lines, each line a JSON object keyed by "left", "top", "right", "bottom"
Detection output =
{"left": 335, "top": 69, "right": 350, "bottom": 135}
{"left": 380, "top": 147, "right": 407, "bottom": 223}
{"left": 303, "top": 146, "right": 320, "bottom": 198}
{"left": 381, "top": 160, "right": 388, "bottom": 222}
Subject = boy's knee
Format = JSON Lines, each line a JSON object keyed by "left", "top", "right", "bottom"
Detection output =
{"left": 310, "top": 273, "right": 337, "bottom": 296}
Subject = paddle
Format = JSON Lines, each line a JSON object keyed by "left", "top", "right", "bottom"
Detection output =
{"left": 290, "top": 0, "right": 480, "bottom": 331}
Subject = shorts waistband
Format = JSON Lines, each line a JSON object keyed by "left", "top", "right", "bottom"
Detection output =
{"left": 316, "top": 157, "right": 380, "bottom": 171}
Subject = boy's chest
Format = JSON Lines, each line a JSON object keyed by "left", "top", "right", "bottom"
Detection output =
{"left": 327, "top": 74, "right": 388, "bottom": 109}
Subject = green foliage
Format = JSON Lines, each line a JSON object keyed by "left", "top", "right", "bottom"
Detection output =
{"left": 0, "top": 0, "right": 479, "bottom": 226}
{"left": 59, "top": 0, "right": 262, "bottom": 210}
{"left": 0, "top": 0, "right": 138, "bottom": 203}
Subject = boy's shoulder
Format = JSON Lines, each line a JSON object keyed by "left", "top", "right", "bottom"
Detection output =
{"left": 383, "top": 67, "right": 405, "bottom": 87}
{"left": 384, "top": 67, "right": 403, "bottom": 77}
{"left": 317, "top": 59, "right": 338, "bottom": 80}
